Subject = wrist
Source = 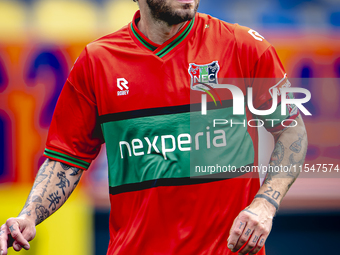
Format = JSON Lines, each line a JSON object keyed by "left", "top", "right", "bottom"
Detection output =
{"left": 17, "top": 212, "right": 37, "bottom": 226}
{"left": 253, "top": 195, "right": 278, "bottom": 216}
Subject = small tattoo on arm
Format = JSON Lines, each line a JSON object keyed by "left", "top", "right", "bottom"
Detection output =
{"left": 56, "top": 171, "right": 70, "bottom": 196}
{"left": 70, "top": 168, "right": 81, "bottom": 176}
{"left": 47, "top": 191, "right": 62, "bottom": 211}
{"left": 270, "top": 141, "right": 284, "bottom": 166}
{"left": 245, "top": 229, "right": 251, "bottom": 236}
{"left": 264, "top": 187, "right": 273, "bottom": 196}
{"left": 243, "top": 209, "right": 258, "bottom": 216}
{"left": 74, "top": 175, "right": 81, "bottom": 187}
{"left": 18, "top": 208, "right": 31, "bottom": 217}
{"left": 289, "top": 134, "right": 303, "bottom": 153}
{"left": 33, "top": 160, "right": 51, "bottom": 189}
{"left": 272, "top": 191, "right": 281, "bottom": 200}
{"left": 288, "top": 182, "right": 295, "bottom": 189}
{"left": 40, "top": 169, "right": 54, "bottom": 198}
{"left": 289, "top": 153, "right": 304, "bottom": 166}
{"left": 40, "top": 187, "right": 47, "bottom": 197}
{"left": 33, "top": 172, "right": 48, "bottom": 189}
{"left": 52, "top": 161, "right": 57, "bottom": 170}
{"left": 32, "top": 195, "right": 42, "bottom": 203}
{"left": 264, "top": 187, "right": 281, "bottom": 200}
{"left": 264, "top": 177, "right": 271, "bottom": 185}
{"left": 286, "top": 170, "right": 296, "bottom": 178}
{"left": 35, "top": 204, "right": 50, "bottom": 225}
{"left": 60, "top": 163, "right": 81, "bottom": 176}
{"left": 60, "top": 163, "right": 71, "bottom": 171}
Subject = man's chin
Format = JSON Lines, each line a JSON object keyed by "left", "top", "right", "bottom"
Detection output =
{"left": 170, "top": 5, "right": 197, "bottom": 23}
{"left": 147, "top": 0, "right": 199, "bottom": 25}
{"left": 165, "top": 12, "right": 194, "bottom": 25}
{"left": 176, "top": 9, "right": 196, "bottom": 19}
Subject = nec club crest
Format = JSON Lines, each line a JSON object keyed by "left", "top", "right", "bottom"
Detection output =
{"left": 188, "top": 61, "right": 220, "bottom": 91}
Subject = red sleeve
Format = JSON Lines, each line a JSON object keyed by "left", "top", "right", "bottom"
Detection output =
{"left": 250, "top": 46, "right": 299, "bottom": 132}
{"left": 235, "top": 25, "right": 298, "bottom": 132}
{"left": 44, "top": 47, "right": 104, "bottom": 170}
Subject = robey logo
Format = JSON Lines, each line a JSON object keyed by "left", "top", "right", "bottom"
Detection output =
{"left": 117, "top": 78, "right": 129, "bottom": 96}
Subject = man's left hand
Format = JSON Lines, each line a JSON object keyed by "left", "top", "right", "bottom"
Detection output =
{"left": 227, "top": 199, "right": 276, "bottom": 254}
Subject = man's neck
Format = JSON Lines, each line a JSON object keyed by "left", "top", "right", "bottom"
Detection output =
{"left": 137, "top": 7, "right": 187, "bottom": 45}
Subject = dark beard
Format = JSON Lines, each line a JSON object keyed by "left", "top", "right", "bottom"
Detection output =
{"left": 146, "top": 0, "right": 199, "bottom": 26}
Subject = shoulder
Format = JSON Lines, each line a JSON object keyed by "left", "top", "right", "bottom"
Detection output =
{"left": 195, "top": 12, "right": 237, "bottom": 37}
{"left": 233, "top": 24, "right": 272, "bottom": 58}
{"left": 195, "top": 13, "right": 271, "bottom": 56}
{"left": 84, "top": 24, "right": 134, "bottom": 57}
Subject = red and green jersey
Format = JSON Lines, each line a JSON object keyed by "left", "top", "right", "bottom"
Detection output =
{"left": 44, "top": 11, "right": 298, "bottom": 255}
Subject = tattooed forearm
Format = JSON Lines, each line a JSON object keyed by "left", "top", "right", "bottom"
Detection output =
{"left": 266, "top": 132, "right": 307, "bottom": 181}
{"left": 256, "top": 115, "right": 307, "bottom": 212}
{"left": 17, "top": 159, "right": 83, "bottom": 227}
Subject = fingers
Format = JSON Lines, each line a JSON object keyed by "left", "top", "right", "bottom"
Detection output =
{"left": 21, "top": 225, "right": 36, "bottom": 244}
{"left": 249, "top": 236, "right": 267, "bottom": 255}
{"left": 5, "top": 218, "right": 30, "bottom": 251}
{"left": 228, "top": 210, "right": 272, "bottom": 254}
{"left": 12, "top": 241, "right": 23, "bottom": 252}
{"left": 0, "top": 218, "right": 35, "bottom": 255}
{"left": 238, "top": 229, "right": 267, "bottom": 255}
{"left": 227, "top": 215, "right": 248, "bottom": 252}
{"left": 0, "top": 224, "right": 9, "bottom": 255}
{"left": 232, "top": 222, "right": 257, "bottom": 252}
{"left": 239, "top": 226, "right": 269, "bottom": 255}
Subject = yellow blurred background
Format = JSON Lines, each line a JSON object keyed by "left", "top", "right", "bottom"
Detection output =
{"left": 0, "top": 0, "right": 339, "bottom": 254}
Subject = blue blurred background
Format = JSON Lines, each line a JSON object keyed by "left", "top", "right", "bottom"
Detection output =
{"left": 0, "top": 0, "right": 339, "bottom": 254}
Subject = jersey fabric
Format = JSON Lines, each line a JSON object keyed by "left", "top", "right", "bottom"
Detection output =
{"left": 44, "top": 11, "right": 298, "bottom": 255}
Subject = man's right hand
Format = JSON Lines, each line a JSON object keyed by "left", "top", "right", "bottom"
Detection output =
{"left": 0, "top": 159, "right": 83, "bottom": 254}
{"left": 0, "top": 217, "right": 36, "bottom": 255}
